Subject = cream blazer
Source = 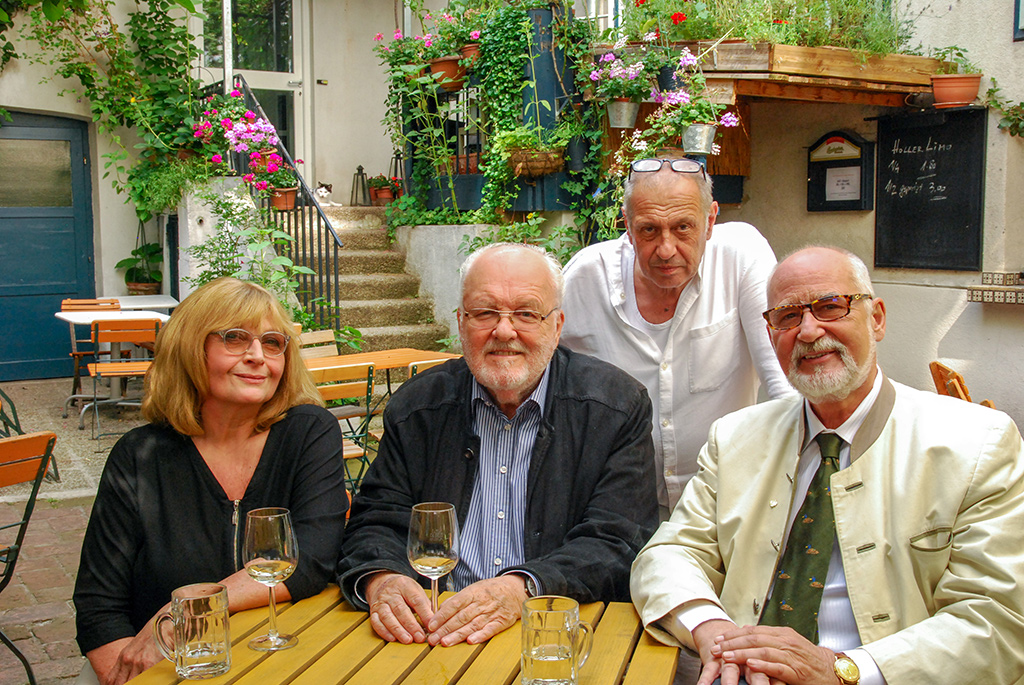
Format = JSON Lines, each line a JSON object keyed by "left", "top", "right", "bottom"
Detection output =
{"left": 631, "top": 377, "right": 1024, "bottom": 685}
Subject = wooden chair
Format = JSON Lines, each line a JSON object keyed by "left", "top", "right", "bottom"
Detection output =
{"left": 0, "top": 431, "right": 57, "bottom": 685}
{"left": 80, "top": 319, "right": 162, "bottom": 437}
{"left": 60, "top": 298, "right": 123, "bottom": 400}
{"left": 929, "top": 361, "right": 995, "bottom": 408}
{"left": 310, "top": 362, "right": 377, "bottom": 492}
{"left": 407, "top": 358, "right": 452, "bottom": 377}
{"left": 0, "top": 388, "right": 60, "bottom": 482}
{"left": 298, "top": 329, "right": 340, "bottom": 360}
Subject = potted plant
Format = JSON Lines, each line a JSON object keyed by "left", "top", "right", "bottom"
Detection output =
{"left": 589, "top": 39, "right": 659, "bottom": 128}
{"left": 929, "top": 46, "right": 982, "bottom": 108}
{"left": 243, "top": 151, "right": 302, "bottom": 210}
{"left": 367, "top": 174, "right": 394, "bottom": 205}
{"left": 492, "top": 126, "right": 566, "bottom": 178}
{"left": 116, "top": 226, "right": 164, "bottom": 295}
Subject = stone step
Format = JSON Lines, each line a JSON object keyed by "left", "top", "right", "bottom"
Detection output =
{"left": 320, "top": 206, "right": 386, "bottom": 230}
{"left": 326, "top": 273, "right": 421, "bottom": 300}
{"left": 355, "top": 323, "right": 452, "bottom": 352}
{"left": 332, "top": 227, "right": 390, "bottom": 251}
{"left": 334, "top": 298, "right": 436, "bottom": 328}
{"left": 295, "top": 249, "right": 406, "bottom": 275}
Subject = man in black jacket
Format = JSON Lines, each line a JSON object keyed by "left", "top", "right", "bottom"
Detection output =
{"left": 338, "top": 242, "right": 658, "bottom": 648}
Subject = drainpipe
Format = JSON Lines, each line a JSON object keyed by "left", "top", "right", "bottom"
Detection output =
{"left": 222, "top": 0, "right": 233, "bottom": 95}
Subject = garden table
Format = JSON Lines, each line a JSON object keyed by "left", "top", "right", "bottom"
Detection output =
{"left": 128, "top": 585, "right": 679, "bottom": 685}
{"left": 304, "top": 348, "right": 461, "bottom": 395}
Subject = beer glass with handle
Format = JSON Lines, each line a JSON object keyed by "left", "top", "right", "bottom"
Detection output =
{"left": 407, "top": 502, "right": 460, "bottom": 613}
{"left": 243, "top": 507, "right": 298, "bottom": 651}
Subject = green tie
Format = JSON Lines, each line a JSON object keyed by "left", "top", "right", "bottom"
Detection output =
{"left": 759, "top": 432, "right": 842, "bottom": 641}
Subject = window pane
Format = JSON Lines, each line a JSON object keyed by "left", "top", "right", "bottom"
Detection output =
{"left": 204, "top": 0, "right": 293, "bottom": 72}
{"left": 0, "top": 139, "right": 72, "bottom": 207}
{"left": 252, "top": 89, "right": 294, "bottom": 155}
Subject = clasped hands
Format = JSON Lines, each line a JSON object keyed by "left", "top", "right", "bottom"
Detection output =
{"left": 693, "top": 620, "right": 841, "bottom": 685}
{"left": 366, "top": 571, "right": 528, "bottom": 646}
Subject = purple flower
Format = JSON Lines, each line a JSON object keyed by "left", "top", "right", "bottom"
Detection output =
{"left": 600, "top": 52, "right": 616, "bottom": 63}
{"left": 720, "top": 111, "right": 741, "bottom": 127}
{"left": 679, "top": 49, "right": 699, "bottom": 68}
{"left": 589, "top": 70, "right": 601, "bottom": 82}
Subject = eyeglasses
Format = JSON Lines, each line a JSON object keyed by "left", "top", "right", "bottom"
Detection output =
{"left": 461, "top": 308, "right": 559, "bottom": 331}
{"left": 763, "top": 294, "right": 873, "bottom": 331}
{"left": 211, "top": 329, "right": 290, "bottom": 356}
{"left": 629, "top": 158, "right": 707, "bottom": 180}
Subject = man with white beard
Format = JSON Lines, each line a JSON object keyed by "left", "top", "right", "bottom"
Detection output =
{"left": 339, "top": 242, "right": 657, "bottom": 648}
{"left": 630, "top": 246, "right": 1024, "bottom": 685}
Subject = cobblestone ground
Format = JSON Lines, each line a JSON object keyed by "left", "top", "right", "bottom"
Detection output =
{"left": 0, "top": 496, "right": 92, "bottom": 685}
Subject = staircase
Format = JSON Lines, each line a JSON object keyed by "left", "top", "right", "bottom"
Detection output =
{"left": 311, "top": 206, "right": 450, "bottom": 353}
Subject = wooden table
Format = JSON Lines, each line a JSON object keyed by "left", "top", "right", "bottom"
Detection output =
{"left": 130, "top": 585, "right": 678, "bottom": 685}
{"left": 305, "top": 348, "right": 461, "bottom": 394}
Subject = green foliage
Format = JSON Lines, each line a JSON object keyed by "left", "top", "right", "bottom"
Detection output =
{"left": 128, "top": 155, "right": 226, "bottom": 222}
{"left": 984, "top": 79, "right": 1024, "bottom": 138}
{"left": 930, "top": 45, "right": 980, "bottom": 75}
{"left": 459, "top": 212, "right": 582, "bottom": 266}
{"left": 183, "top": 189, "right": 316, "bottom": 301}
{"left": 115, "top": 228, "right": 163, "bottom": 285}
{"left": 287, "top": 298, "right": 364, "bottom": 352}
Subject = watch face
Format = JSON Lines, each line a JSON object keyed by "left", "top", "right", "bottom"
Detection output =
{"left": 834, "top": 657, "right": 860, "bottom": 683}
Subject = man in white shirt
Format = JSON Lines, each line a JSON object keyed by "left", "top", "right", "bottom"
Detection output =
{"left": 561, "top": 157, "right": 792, "bottom": 517}
{"left": 631, "top": 246, "right": 1024, "bottom": 685}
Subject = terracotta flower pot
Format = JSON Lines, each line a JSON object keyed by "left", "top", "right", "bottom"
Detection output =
{"left": 126, "top": 281, "right": 161, "bottom": 296}
{"left": 269, "top": 186, "right": 298, "bottom": 211}
{"left": 427, "top": 55, "right": 466, "bottom": 92}
{"left": 373, "top": 187, "right": 394, "bottom": 206}
{"left": 459, "top": 43, "right": 481, "bottom": 69}
{"left": 930, "top": 73, "right": 982, "bottom": 108}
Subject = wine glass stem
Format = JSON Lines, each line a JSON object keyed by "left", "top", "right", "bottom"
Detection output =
{"left": 267, "top": 586, "right": 280, "bottom": 639}
{"left": 430, "top": 577, "right": 439, "bottom": 614}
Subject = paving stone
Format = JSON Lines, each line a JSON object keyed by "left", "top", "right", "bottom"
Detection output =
{"left": 0, "top": 584, "right": 32, "bottom": 612}
{"left": 0, "top": 601, "right": 67, "bottom": 625}
{"left": 43, "top": 639, "right": 83, "bottom": 660}
{"left": 33, "top": 614, "right": 77, "bottom": 644}
{"left": 1, "top": 620, "right": 33, "bottom": 641}
{"left": 33, "top": 656, "right": 87, "bottom": 680}
{"left": 20, "top": 568, "right": 73, "bottom": 597}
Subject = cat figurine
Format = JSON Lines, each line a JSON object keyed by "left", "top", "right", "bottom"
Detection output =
{"left": 314, "top": 181, "right": 341, "bottom": 206}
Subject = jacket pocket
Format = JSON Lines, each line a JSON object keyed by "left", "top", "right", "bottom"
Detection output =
{"left": 688, "top": 308, "right": 742, "bottom": 393}
{"left": 909, "top": 526, "right": 954, "bottom": 552}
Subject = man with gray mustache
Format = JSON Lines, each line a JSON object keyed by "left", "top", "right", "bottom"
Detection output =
{"left": 631, "top": 246, "right": 1024, "bottom": 685}
{"left": 339, "top": 242, "right": 658, "bottom": 648}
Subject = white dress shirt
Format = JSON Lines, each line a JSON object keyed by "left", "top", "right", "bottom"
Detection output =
{"left": 562, "top": 224, "right": 793, "bottom": 511}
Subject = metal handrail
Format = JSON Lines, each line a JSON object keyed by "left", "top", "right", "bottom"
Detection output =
{"left": 198, "top": 77, "right": 346, "bottom": 328}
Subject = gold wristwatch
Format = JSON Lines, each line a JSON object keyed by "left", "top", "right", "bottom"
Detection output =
{"left": 833, "top": 653, "right": 860, "bottom": 685}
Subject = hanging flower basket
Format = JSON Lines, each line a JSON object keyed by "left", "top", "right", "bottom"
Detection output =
{"left": 428, "top": 55, "right": 466, "bottom": 92}
{"left": 682, "top": 124, "right": 718, "bottom": 155}
{"left": 507, "top": 149, "right": 564, "bottom": 178}
{"left": 269, "top": 186, "right": 298, "bottom": 211}
{"left": 607, "top": 99, "right": 640, "bottom": 129}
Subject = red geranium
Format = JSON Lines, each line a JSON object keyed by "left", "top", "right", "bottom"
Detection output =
{"left": 635, "top": 0, "right": 646, "bottom": 6}
{"left": 671, "top": 12, "right": 686, "bottom": 24}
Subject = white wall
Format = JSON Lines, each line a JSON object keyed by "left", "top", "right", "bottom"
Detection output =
{"left": 715, "top": 2, "right": 1024, "bottom": 427}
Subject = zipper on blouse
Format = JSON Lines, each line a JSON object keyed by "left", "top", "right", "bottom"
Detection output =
{"left": 232, "top": 499, "right": 242, "bottom": 571}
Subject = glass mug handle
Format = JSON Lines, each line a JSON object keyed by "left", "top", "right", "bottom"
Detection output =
{"left": 574, "top": 620, "right": 594, "bottom": 670}
{"left": 152, "top": 611, "right": 176, "bottom": 662}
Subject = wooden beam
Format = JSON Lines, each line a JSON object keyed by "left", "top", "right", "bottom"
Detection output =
{"left": 732, "top": 79, "right": 909, "bottom": 106}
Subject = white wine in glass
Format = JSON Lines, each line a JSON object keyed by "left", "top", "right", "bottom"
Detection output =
{"left": 407, "top": 502, "right": 460, "bottom": 614}
{"left": 243, "top": 507, "right": 298, "bottom": 651}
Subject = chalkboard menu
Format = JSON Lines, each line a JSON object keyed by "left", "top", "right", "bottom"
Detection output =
{"left": 875, "top": 108, "right": 986, "bottom": 271}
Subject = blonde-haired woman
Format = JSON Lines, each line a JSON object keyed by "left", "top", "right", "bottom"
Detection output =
{"left": 74, "top": 278, "right": 349, "bottom": 685}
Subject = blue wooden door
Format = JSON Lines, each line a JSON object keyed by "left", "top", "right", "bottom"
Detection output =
{"left": 0, "top": 112, "right": 95, "bottom": 381}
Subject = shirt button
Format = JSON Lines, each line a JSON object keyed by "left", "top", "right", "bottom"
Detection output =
{"left": 497, "top": 511, "right": 505, "bottom": 519}
{"left": 499, "top": 465, "right": 508, "bottom": 474}
{"left": 661, "top": 419, "right": 670, "bottom": 428}
{"left": 661, "top": 362, "right": 669, "bottom": 371}
{"left": 493, "top": 557, "right": 502, "bottom": 566}
{"left": 504, "top": 424, "right": 511, "bottom": 431}
{"left": 619, "top": 292, "right": 626, "bottom": 301}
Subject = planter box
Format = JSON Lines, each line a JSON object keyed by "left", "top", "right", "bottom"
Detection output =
{"left": 672, "top": 41, "right": 942, "bottom": 87}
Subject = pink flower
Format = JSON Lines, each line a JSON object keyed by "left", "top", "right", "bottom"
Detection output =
{"left": 243, "top": 173, "right": 255, "bottom": 182}
{"left": 211, "top": 154, "right": 223, "bottom": 164}
{"left": 229, "top": 89, "right": 242, "bottom": 97}
{"left": 589, "top": 70, "right": 601, "bottom": 81}
{"left": 424, "top": 37, "right": 433, "bottom": 47}
{"left": 267, "top": 163, "right": 280, "bottom": 173}
{"left": 249, "top": 151, "right": 261, "bottom": 160}
{"left": 600, "top": 52, "right": 616, "bottom": 62}
{"left": 220, "top": 118, "right": 232, "bottom": 129}
{"left": 193, "top": 129, "right": 204, "bottom": 138}
{"left": 244, "top": 110, "right": 256, "bottom": 120}
{"left": 470, "top": 30, "right": 480, "bottom": 40}
{"left": 295, "top": 159, "right": 304, "bottom": 164}
{"left": 255, "top": 180, "right": 268, "bottom": 190}
{"left": 679, "top": 49, "right": 699, "bottom": 68}
{"left": 394, "top": 29, "right": 403, "bottom": 40}
{"left": 720, "top": 111, "right": 741, "bottom": 127}
{"left": 374, "top": 32, "right": 384, "bottom": 41}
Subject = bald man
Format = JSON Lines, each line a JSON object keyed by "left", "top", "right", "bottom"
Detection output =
{"left": 562, "top": 156, "right": 792, "bottom": 519}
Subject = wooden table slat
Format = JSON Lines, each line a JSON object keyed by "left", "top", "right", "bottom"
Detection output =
{"left": 393, "top": 639, "right": 484, "bottom": 685}
{"left": 344, "top": 640, "right": 431, "bottom": 685}
{"left": 620, "top": 632, "right": 680, "bottom": 685}
{"left": 233, "top": 601, "right": 368, "bottom": 685}
{"left": 580, "top": 603, "right": 642, "bottom": 685}
{"left": 288, "top": 620, "right": 386, "bottom": 685}
{"left": 304, "top": 349, "right": 459, "bottom": 372}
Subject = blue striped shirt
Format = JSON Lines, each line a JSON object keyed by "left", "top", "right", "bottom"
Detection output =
{"left": 449, "top": 368, "right": 550, "bottom": 591}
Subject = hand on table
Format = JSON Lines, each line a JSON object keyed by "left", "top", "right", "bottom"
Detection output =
{"left": 366, "top": 572, "right": 434, "bottom": 643}
{"left": 709, "top": 624, "right": 838, "bottom": 685}
{"left": 89, "top": 616, "right": 166, "bottom": 685}
{"left": 427, "top": 574, "right": 528, "bottom": 646}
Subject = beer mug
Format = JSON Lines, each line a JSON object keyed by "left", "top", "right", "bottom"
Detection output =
{"left": 521, "top": 596, "right": 593, "bottom": 685}
{"left": 153, "top": 583, "right": 231, "bottom": 679}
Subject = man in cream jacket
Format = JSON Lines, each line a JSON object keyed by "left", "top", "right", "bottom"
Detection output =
{"left": 631, "top": 246, "right": 1024, "bottom": 685}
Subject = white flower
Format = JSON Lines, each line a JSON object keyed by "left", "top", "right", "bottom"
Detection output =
{"left": 643, "top": 31, "right": 658, "bottom": 43}
{"left": 711, "top": 144, "right": 721, "bottom": 155}
{"left": 613, "top": 35, "right": 627, "bottom": 50}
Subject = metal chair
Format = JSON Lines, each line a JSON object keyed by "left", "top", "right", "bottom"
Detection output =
{"left": 60, "top": 298, "right": 122, "bottom": 402}
{"left": 0, "top": 431, "right": 57, "bottom": 685}
{"left": 310, "top": 362, "right": 377, "bottom": 492}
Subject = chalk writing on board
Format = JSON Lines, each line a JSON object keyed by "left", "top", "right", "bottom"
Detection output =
{"left": 880, "top": 137, "right": 950, "bottom": 202}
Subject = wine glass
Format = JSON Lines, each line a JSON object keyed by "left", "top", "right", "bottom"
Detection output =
{"left": 407, "top": 502, "right": 460, "bottom": 614}
{"left": 243, "top": 507, "right": 298, "bottom": 651}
